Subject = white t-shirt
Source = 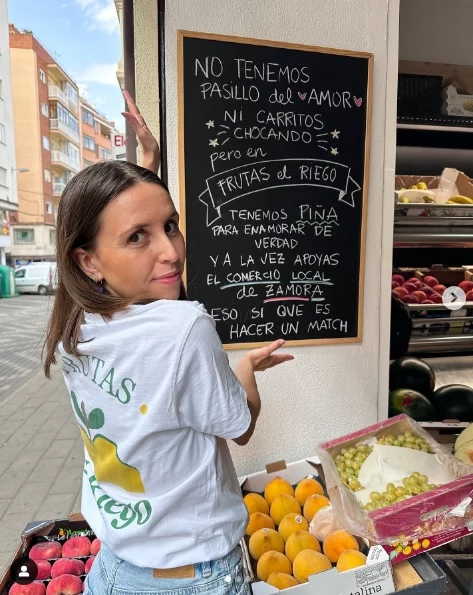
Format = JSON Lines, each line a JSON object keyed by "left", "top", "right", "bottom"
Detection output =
{"left": 59, "top": 300, "right": 251, "bottom": 569}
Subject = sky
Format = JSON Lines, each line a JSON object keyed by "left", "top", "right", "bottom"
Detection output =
{"left": 7, "top": 0, "right": 125, "bottom": 132}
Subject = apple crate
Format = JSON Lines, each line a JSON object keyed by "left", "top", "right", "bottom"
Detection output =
{"left": 317, "top": 415, "right": 473, "bottom": 561}
{"left": 0, "top": 514, "right": 100, "bottom": 595}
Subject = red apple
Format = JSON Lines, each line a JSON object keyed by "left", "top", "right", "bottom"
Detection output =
{"left": 411, "top": 291, "right": 427, "bottom": 303}
{"left": 459, "top": 280, "right": 473, "bottom": 293}
{"left": 424, "top": 276, "right": 439, "bottom": 287}
{"left": 421, "top": 285, "right": 435, "bottom": 297}
{"left": 393, "top": 286, "right": 409, "bottom": 297}
{"left": 421, "top": 299, "right": 434, "bottom": 304}
{"left": 9, "top": 583, "right": 46, "bottom": 595}
{"left": 466, "top": 290, "right": 473, "bottom": 302}
{"left": 51, "top": 559, "right": 85, "bottom": 579}
{"left": 36, "top": 560, "right": 52, "bottom": 580}
{"left": 90, "top": 539, "right": 101, "bottom": 557}
{"left": 62, "top": 537, "right": 91, "bottom": 558}
{"left": 402, "top": 282, "right": 417, "bottom": 294}
{"left": 392, "top": 274, "right": 405, "bottom": 285}
{"left": 402, "top": 295, "right": 419, "bottom": 304}
{"left": 84, "top": 557, "right": 95, "bottom": 574}
{"left": 431, "top": 293, "right": 443, "bottom": 304}
{"left": 407, "top": 277, "right": 422, "bottom": 289}
{"left": 46, "top": 575, "right": 83, "bottom": 595}
{"left": 433, "top": 284, "right": 446, "bottom": 295}
{"left": 29, "top": 542, "right": 62, "bottom": 561}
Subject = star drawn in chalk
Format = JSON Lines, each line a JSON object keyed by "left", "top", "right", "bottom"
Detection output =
{"left": 330, "top": 147, "right": 339, "bottom": 156}
{"left": 330, "top": 130, "right": 340, "bottom": 139}
{"left": 206, "top": 120, "right": 215, "bottom": 129}
{"left": 209, "top": 138, "right": 219, "bottom": 147}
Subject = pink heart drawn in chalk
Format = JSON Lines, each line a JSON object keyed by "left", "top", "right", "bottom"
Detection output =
{"left": 354, "top": 96, "right": 363, "bottom": 107}
{"left": 298, "top": 92, "right": 307, "bottom": 101}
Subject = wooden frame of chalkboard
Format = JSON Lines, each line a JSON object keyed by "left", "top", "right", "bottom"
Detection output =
{"left": 178, "top": 30, "right": 373, "bottom": 349}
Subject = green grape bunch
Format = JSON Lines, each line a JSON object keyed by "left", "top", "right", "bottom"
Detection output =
{"left": 364, "top": 472, "right": 438, "bottom": 512}
{"left": 377, "top": 430, "right": 431, "bottom": 453}
{"left": 334, "top": 442, "right": 373, "bottom": 491}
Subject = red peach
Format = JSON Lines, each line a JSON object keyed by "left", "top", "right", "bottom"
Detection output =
{"left": 29, "top": 542, "right": 62, "bottom": 561}
{"left": 393, "top": 286, "right": 409, "bottom": 297}
{"left": 421, "top": 285, "right": 435, "bottom": 296}
{"left": 62, "top": 537, "right": 91, "bottom": 558}
{"left": 392, "top": 280, "right": 400, "bottom": 289}
{"left": 46, "top": 575, "right": 83, "bottom": 595}
{"left": 84, "top": 557, "right": 95, "bottom": 574}
{"left": 9, "top": 583, "right": 46, "bottom": 595}
{"left": 411, "top": 291, "right": 427, "bottom": 303}
{"left": 421, "top": 299, "right": 435, "bottom": 304}
{"left": 402, "top": 295, "right": 419, "bottom": 304}
{"left": 431, "top": 293, "right": 443, "bottom": 304}
{"left": 424, "top": 276, "right": 439, "bottom": 287}
{"left": 51, "top": 559, "right": 85, "bottom": 579}
{"left": 392, "top": 274, "right": 405, "bottom": 285}
{"left": 402, "top": 282, "right": 417, "bottom": 293}
{"left": 433, "top": 284, "right": 447, "bottom": 295}
{"left": 90, "top": 539, "right": 101, "bottom": 557}
{"left": 459, "top": 281, "right": 473, "bottom": 293}
{"left": 466, "top": 290, "right": 473, "bottom": 302}
{"left": 36, "top": 560, "right": 52, "bottom": 580}
{"left": 407, "top": 277, "right": 422, "bottom": 289}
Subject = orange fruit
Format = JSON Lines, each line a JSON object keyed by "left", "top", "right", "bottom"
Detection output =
{"left": 246, "top": 512, "right": 275, "bottom": 536}
{"left": 270, "top": 494, "right": 301, "bottom": 526}
{"left": 303, "top": 495, "right": 330, "bottom": 522}
{"left": 257, "top": 551, "right": 292, "bottom": 582}
{"left": 295, "top": 478, "right": 325, "bottom": 505}
{"left": 293, "top": 550, "right": 332, "bottom": 583}
{"left": 264, "top": 477, "right": 294, "bottom": 505}
{"left": 249, "top": 528, "right": 285, "bottom": 560}
{"left": 278, "top": 513, "right": 309, "bottom": 542}
{"left": 267, "top": 572, "right": 299, "bottom": 589}
{"left": 244, "top": 493, "right": 270, "bottom": 516}
{"left": 285, "top": 530, "right": 321, "bottom": 563}
{"left": 323, "top": 530, "right": 359, "bottom": 563}
{"left": 337, "top": 550, "right": 367, "bottom": 572}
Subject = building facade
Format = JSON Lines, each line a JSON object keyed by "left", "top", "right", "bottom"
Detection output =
{"left": 0, "top": 1, "right": 18, "bottom": 265}
{"left": 80, "top": 97, "right": 114, "bottom": 169}
{"left": 9, "top": 25, "right": 80, "bottom": 264}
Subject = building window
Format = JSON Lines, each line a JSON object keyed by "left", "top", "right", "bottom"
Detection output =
{"left": 83, "top": 135, "right": 95, "bottom": 151}
{"left": 50, "top": 229, "right": 56, "bottom": 244}
{"left": 14, "top": 229, "right": 35, "bottom": 243}
{"left": 0, "top": 123, "right": 5, "bottom": 144}
{"left": 39, "top": 69, "right": 46, "bottom": 84}
{"left": 44, "top": 169, "right": 51, "bottom": 182}
{"left": 41, "top": 103, "right": 49, "bottom": 117}
{"left": 100, "top": 148, "right": 112, "bottom": 161}
{"left": 42, "top": 135, "right": 50, "bottom": 150}
{"left": 82, "top": 108, "right": 94, "bottom": 126}
{"left": 94, "top": 121, "right": 99, "bottom": 135}
{"left": 45, "top": 201, "right": 53, "bottom": 214}
{"left": 0, "top": 166, "right": 6, "bottom": 186}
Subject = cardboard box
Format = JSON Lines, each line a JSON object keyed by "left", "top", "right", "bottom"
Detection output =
{"left": 0, "top": 514, "right": 95, "bottom": 595}
{"left": 318, "top": 415, "right": 473, "bottom": 563}
{"left": 443, "top": 85, "right": 473, "bottom": 117}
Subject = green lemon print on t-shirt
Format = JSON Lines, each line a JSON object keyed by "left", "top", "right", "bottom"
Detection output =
{"left": 71, "top": 391, "right": 145, "bottom": 493}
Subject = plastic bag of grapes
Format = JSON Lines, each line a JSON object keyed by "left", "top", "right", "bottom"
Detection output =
{"left": 316, "top": 414, "right": 473, "bottom": 546}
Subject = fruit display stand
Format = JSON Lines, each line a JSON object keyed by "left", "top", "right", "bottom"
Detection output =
{"left": 0, "top": 514, "right": 100, "bottom": 595}
{"left": 239, "top": 457, "right": 447, "bottom": 594}
{"left": 317, "top": 415, "right": 473, "bottom": 566}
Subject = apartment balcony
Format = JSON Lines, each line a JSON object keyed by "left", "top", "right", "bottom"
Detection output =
{"left": 51, "top": 150, "right": 81, "bottom": 173}
{"left": 49, "top": 119, "right": 80, "bottom": 144}
{"left": 53, "top": 182, "right": 66, "bottom": 196}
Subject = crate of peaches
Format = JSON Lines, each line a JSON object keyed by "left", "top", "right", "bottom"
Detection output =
{"left": 239, "top": 459, "right": 396, "bottom": 594}
{"left": 316, "top": 414, "right": 473, "bottom": 562}
{"left": 0, "top": 517, "right": 100, "bottom": 595}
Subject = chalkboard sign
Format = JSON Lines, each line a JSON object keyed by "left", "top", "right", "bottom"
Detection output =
{"left": 178, "top": 31, "right": 372, "bottom": 348}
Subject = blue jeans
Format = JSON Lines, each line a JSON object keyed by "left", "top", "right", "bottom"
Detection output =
{"left": 84, "top": 543, "right": 252, "bottom": 595}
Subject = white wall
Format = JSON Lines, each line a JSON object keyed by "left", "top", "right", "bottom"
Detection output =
{"left": 0, "top": 0, "right": 18, "bottom": 214}
{"left": 161, "top": 0, "right": 398, "bottom": 474}
{"left": 399, "top": 0, "right": 473, "bottom": 66}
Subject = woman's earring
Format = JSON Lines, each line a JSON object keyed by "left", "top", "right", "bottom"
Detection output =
{"left": 94, "top": 276, "right": 104, "bottom": 293}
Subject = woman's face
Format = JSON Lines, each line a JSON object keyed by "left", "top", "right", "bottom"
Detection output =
{"left": 82, "top": 182, "right": 186, "bottom": 301}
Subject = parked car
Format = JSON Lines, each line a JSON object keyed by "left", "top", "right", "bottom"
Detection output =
{"left": 14, "top": 262, "right": 58, "bottom": 295}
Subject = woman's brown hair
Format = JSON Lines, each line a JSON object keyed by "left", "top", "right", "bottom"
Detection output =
{"left": 43, "top": 160, "right": 185, "bottom": 378}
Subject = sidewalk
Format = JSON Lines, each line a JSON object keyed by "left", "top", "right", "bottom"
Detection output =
{"left": 0, "top": 366, "right": 83, "bottom": 578}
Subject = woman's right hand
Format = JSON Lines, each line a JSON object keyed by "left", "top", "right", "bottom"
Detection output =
{"left": 122, "top": 90, "right": 160, "bottom": 174}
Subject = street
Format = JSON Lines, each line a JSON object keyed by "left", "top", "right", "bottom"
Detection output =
{"left": 0, "top": 295, "right": 53, "bottom": 401}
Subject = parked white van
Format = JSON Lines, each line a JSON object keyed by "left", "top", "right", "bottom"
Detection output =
{"left": 14, "top": 262, "right": 58, "bottom": 295}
